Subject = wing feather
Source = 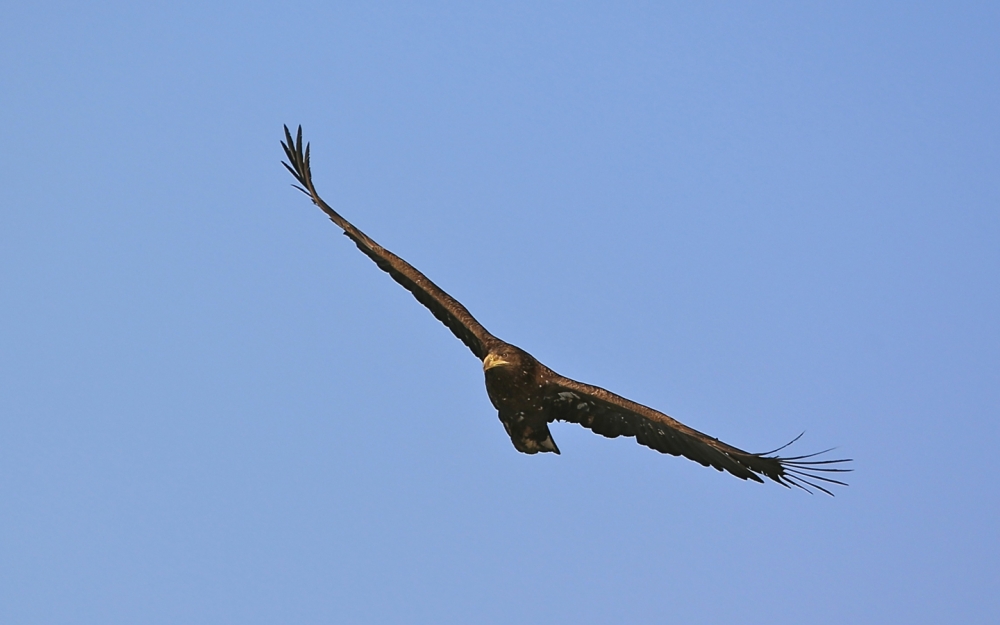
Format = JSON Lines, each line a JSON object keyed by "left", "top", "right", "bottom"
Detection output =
{"left": 543, "top": 371, "right": 851, "bottom": 493}
{"left": 281, "top": 126, "right": 497, "bottom": 359}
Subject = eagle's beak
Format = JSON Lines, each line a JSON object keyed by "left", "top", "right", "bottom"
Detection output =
{"left": 483, "top": 353, "right": 510, "bottom": 371}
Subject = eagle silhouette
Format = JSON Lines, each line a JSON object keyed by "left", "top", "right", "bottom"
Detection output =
{"left": 281, "top": 126, "right": 850, "bottom": 494}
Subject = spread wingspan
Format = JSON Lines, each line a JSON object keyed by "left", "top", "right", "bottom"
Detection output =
{"left": 282, "top": 125, "right": 851, "bottom": 494}
{"left": 281, "top": 125, "right": 497, "bottom": 359}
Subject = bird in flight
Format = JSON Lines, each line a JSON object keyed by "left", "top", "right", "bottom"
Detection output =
{"left": 281, "top": 126, "right": 850, "bottom": 494}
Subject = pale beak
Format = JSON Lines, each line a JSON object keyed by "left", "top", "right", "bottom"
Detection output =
{"left": 483, "top": 353, "right": 510, "bottom": 371}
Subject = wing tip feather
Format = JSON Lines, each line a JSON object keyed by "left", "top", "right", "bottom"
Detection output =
{"left": 757, "top": 435, "right": 852, "bottom": 496}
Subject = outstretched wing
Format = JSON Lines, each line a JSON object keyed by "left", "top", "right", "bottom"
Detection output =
{"left": 281, "top": 125, "right": 497, "bottom": 359}
{"left": 543, "top": 371, "right": 850, "bottom": 494}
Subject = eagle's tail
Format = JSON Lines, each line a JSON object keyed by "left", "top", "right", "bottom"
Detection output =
{"left": 500, "top": 413, "right": 560, "bottom": 455}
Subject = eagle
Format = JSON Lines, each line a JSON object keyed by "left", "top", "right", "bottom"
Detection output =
{"left": 281, "top": 126, "right": 850, "bottom": 494}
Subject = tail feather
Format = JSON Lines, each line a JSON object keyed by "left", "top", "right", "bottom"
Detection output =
{"left": 500, "top": 414, "right": 560, "bottom": 455}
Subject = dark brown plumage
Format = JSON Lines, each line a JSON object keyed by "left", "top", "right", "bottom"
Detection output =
{"left": 281, "top": 125, "right": 850, "bottom": 494}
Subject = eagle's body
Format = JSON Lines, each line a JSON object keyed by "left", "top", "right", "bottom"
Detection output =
{"left": 484, "top": 347, "right": 560, "bottom": 454}
{"left": 281, "top": 126, "right": 849, "bottom": 494}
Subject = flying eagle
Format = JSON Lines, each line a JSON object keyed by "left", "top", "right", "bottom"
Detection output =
{"left": 281, "top": 126, "right": 850, "bottom": 494}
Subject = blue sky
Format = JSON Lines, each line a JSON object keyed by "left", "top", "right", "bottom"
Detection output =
{"left": 2, "top": 2, "right": 998, "bottom": 623}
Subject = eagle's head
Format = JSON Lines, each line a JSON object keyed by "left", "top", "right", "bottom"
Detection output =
{"left": 483, "top": 345, "right": 531, "bottom": 372}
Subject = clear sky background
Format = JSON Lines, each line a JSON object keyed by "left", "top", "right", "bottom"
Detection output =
{"left": 2, "top": 2, "right": 998, "bottom": 623}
